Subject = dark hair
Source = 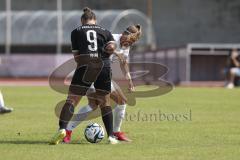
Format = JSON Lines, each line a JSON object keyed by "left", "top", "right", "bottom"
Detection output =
{"left": 81, "top": 7, "right": 96, "bottom": 21}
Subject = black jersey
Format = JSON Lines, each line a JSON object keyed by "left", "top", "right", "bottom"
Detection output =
{"left": 71, "top": 24, "right": 114, "bottom": 60}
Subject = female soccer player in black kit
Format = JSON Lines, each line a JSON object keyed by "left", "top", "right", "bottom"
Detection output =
{"left": 50, "top": 7, "right": 118, "bottom": 144}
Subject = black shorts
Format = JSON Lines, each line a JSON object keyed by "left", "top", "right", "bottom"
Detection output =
{"left": 70, "top": 66, "right": 111, "bottom": 96}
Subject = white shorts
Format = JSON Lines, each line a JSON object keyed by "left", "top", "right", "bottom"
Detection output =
{"left": 86, "top": 81, "right": 116, "bottom": 95}
{"left": 231, "top": 67, "right": 240, "bottom": 77}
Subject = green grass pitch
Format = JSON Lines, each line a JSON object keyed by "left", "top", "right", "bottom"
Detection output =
{"left": 0, "top": 86, "right": 239, "bottom": 160}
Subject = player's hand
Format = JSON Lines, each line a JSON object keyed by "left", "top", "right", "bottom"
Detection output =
{"left": 128, "top": 80, "right": 135, "bottom": 92}
{"left": 104, "top": 41, "right": 117, "bottom": 55}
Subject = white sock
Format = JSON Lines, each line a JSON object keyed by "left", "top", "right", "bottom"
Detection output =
{"left": 66, "top": 105, "right": 93, "bottom": 131}
{"left": 113, "top": 104, "right": 126, "bottom": 132}
{"left": 0, "top": 91, "right": 5, "bottom": 108}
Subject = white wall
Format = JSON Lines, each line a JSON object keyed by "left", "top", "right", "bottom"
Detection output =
{"left": 0, "top": 54, "right": 72, "bottom": 77}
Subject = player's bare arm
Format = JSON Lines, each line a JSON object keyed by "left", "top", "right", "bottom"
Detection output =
{"left": 118, "top": 56, "right": 135, "bottom": 92}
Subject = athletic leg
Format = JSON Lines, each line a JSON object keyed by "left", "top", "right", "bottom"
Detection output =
{"left": 110, "top": 82, "right": 131, "bottom": 141}
{"left": 59, "top": 94, "right": 82, "bottom": 129}
{"left": 0, "top": 91, "right": 5, "bottom": 108}
{"left": 50, "top": 66, "right": 91, "bottom": 145}
{"left": 94, "top": 67, "right": 118, "bottom": 144}
{"left": 226, "top": 67, "right": 238, "bottom": 89}
{"left": 63, "top": 101, "right": 95, "bottom": 143}
{"left": 0, "top": 91, "right": 13, "bottom": 114}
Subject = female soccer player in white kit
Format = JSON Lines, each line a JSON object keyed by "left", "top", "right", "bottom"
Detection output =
{"left": 64, "top": 24, "right": 142, "bottom": 143}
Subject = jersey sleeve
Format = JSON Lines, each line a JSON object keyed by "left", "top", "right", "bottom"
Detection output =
{"left": 71, "top": 30, "right": 79, "bottom": 53}
{"left": 106, "top": 31, "right": 115, "bottom": 42}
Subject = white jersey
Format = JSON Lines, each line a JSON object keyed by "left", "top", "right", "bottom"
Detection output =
{"left": 110, "top": 34, "right": 130, "bottom": 62}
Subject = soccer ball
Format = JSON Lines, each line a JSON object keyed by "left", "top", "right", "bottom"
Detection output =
{"left": 84, "top": 123, "right": 105, "bottom": 143}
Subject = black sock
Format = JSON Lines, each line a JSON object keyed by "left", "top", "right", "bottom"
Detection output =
{"left": 59, "top": 102, "right": 74, "bottom": 129}
{"left": 101, "top": 106, "right": 113, "bottom": 137}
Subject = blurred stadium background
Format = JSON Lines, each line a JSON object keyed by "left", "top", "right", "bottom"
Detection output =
{"left": 0, "top": 0, "right": 240, "bottom": 85}
{"left": 1, "top": 1, "right": 240, "bottom": 160}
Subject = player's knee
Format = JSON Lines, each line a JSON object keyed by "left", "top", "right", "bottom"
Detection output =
{"left": 111, "top": 93, "right": 127, "bottom": 105}
{"left": 96, "top": 93, "right": 111, "bottom": 106}
{"left": 117, "top": 99, "right": 126, "bottom": 105}
{"left": 117, "top": 95, "right": 127, "bottom": 105}
{"left": 98, "top": 98, "right": 111, "bottom": 107}
{"left": 99, "top": 99, "right": 108, "bottom": 106}
{"left": 66, "top": 95, "right": 81, "bottom": 106}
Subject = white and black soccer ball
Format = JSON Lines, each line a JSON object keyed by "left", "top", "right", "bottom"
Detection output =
{"left": 84, "top": 123, "right": 105, "bottom": 143}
